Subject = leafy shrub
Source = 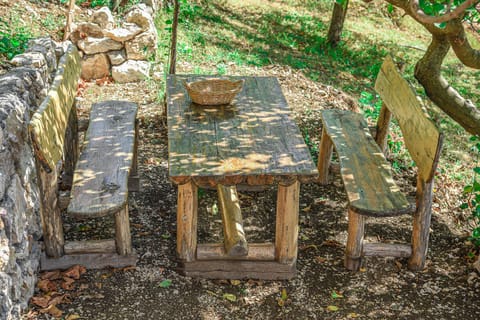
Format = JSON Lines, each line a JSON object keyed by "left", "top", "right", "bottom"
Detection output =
{"left": 0, "top": 18, "right": 31, "bottom": 60}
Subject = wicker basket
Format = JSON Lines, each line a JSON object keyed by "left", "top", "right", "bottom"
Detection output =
{"left": 184, "top": 79, "right": 244, "bottom": 105}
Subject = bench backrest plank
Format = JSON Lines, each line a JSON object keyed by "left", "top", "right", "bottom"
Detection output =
{"left": 29, "top": 44, "right": 81, "bottom": 172}
{"left": 67, "top": 100, "right": 138, "bottom": 218}
{"left": 375, "top": 56, "right": 443, "bottom": 182}
{"left": 321, "top": 110, "right": 413, "bottom": 216}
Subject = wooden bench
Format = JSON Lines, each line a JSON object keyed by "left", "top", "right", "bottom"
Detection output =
{"left": 29, "top": 44, "right": 139, "bottom": 270}
{"left": 317, "top": 56, "right": 443, "bottom": 271}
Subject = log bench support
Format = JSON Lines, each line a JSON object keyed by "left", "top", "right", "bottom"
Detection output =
{"left": 29, "top": 45, "right": 138, "bottom": 270}
{"left": 317, "top": 56, "right": 443, "bottom": 271}
{"left": 217, "top": 184, "right": 248, "bottom": 256}
{"left": 175, "top": 179, "right": 300, "bottom": 280}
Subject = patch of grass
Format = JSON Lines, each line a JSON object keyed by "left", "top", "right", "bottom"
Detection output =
{"left": 0, "top": 12, "right": 32, "bottom": 60}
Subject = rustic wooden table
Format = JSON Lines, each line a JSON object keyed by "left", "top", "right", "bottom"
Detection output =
{"left": 167, "top": 75, "right": 318, "bottom": 279}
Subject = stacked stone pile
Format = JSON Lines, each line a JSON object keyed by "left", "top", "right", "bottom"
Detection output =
{"left": 70, "top": 3, "right": 158, "bottom": 83}
{"left": 0, "top": 37, "right": 65, "bottom": 320}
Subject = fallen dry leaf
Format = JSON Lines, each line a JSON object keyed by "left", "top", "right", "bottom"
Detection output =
{"left": 40, "top": 270, "right": 62, "bottom": 281}
{"left": 321, "top": 240, "right": 342, "bottom": 247}
{"left": 66, "top": 314, "right": 81, "bottom": 320}
{"left": 301, "top": 205, "right": 311, "bottom": 212}
{"left": 122, "top": 266, "right": 137, "bottom": 272}
{"left": 37, "top": 279, "right": 57, "bottom": 293}
{"left": 326, "top": 305, "right": 339, "bottom": 312}
{"left": 47, "top": 294, "right": 69, "bottom": 307}
{"left": 61, "top": 277, "right": 75, "bottom": 291}
{"left": 315, "top": 256, "right": 327, "bottom": 264}
{"left": 31, "top": 296, "right": 50, "bottom": 308}
{"left": 40, "top": 304, "right": 63, "bottom": 318}
{"left": 63, "top": 265, "right": 86, "bottom": 280}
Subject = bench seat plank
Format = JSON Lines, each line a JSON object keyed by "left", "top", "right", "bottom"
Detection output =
{"left": 321, "top": 109, "right": 413, "bottom": 217}
{"left": 68, "top": 100, "right": 138, "bottom": 219}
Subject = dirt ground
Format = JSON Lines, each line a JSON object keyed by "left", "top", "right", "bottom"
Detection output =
{"left": 22, "top": 64, "right": 480, "bottom": 319}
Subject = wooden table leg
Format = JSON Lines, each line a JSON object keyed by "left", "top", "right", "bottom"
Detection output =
{"left": 177, "top": 180, "right": 198, "bottom": 262}
{"left": 275, "top": 180, "right": 300, "bottom": 264}
{"left": 345, "top": 208, "right": 364, "bottom": 271}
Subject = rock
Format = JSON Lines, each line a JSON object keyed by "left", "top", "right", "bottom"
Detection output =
{"left": 10, "top": 52, "right": 46, "bottom": 69}
{"left": 125, "top": 6, "right": 155, "bottom": 31}
{"left": 103, "top": 23, "right": 143, "bottom": 42}
{"left": 0, "top": 37, "right": 46, "bottom": 320}
{"left": 75, "top": 22, "right": 104, "bottom": 38}
{"left": 125, "top": 31, "right": 157, "bottom": 60}
{"left": 6, "top": 175, "right": 28, "bottom": 244}
{"left": 91, "top": 6, "right": 115, "bottom": 29}
{"left": 25, "top": 37, "right": 57, "bottom": 74}
{"left": 0, "top": 72, "right": 46, "bottom": 116}
{"left": 112, "top": 60, "right": 150, "bottom": 83}
{"left": 77, "top": 37, "right": 123, "bottom": 55}
{"left": 81, "top": 53, "right": 110, "bottom": 80}
{"left": 143, "top": 0, "right": 160, "bottom": 11}
{"left": 107, "top": 49, "right": 127, "bottom": 66}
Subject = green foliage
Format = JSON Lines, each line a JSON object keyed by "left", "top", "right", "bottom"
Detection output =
{"left": 0, "top": 17, "right": 31, "bottom": 60}
{"left": 90, "top": 0, "right": 112, "bottom": 8}
{"left": 461, "top": 135, "right": 480, "bottom": 248}
{"left": 417, "top": 0, "right": 480, "bottom": 29}
{"left": 60, "top": 0, "right": 116, "bottom": 9}
{"left": 302, "top": 128, "right": 319, "bottom": 163}
{"left": 359, "top": 91, "right": 381, "bottom": 121}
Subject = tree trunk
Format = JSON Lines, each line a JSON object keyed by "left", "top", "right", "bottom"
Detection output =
{"left": 327, "top": 0, "right": 349, "bottom": 47}
{"left": 169, "top": 0, "right": 180, "bottom": 74}
{"left": 415, "top": 35, "right": 480, "bottom": 136}
{"left": 63, "top": 0, "right": 75, "bottom": 41}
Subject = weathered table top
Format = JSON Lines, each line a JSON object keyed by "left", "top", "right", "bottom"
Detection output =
{"left": 167, "top": 75, "right": 318, "bottom": 186}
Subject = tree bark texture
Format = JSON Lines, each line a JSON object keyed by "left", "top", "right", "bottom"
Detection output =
{"left": 327, "top": 0, "right": 349, "bottom": 47}
{"left": 415, "top": 34, "right": 480, "bottom": 136}
{"left": 385, "top": 0, "right": 480, "bottom": 135}
{"left": 169, "top": 0, "right": 180, "bottom": 74}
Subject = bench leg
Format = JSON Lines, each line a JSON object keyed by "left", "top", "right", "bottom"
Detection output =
{"left": 62, "top": 108, "right": 79, "bottom": 190}
{"left": 275, "top": 180, "right": 300, "bottom": 264}
{"left": 317, "top": 127, "right": 333, "bottom": 185}
{"left": 115, "top": 205, "right": 132, "bottom": 255}
{"left": 408, "top": 179, "right": 433, "bottom": 271}
{"left": 37, "top": 165, "right": 65, "bottom": 257}
{"left": 128, "top": 119, "right": 140, "bottom": 192}
{"left": 177, "top": 180, "right": 198, "bottom": 262}
{"left": 345, "top": 208, "right": 364, "bottom": 271}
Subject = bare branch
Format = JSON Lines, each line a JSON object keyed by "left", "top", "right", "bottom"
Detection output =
{"left": 445, "top": 19, "right": 480, "bottom": 68}
{"left": 409, "top": 0, "right": 479, "bottom": 24}
{"left": 415, "top": 34, "right": 480, "bottom": 135}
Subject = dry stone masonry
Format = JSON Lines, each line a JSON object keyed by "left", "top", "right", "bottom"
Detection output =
{"left": 0, "top": 37, "right": 67, "bottom": 320}
{"left": 70, "top": 3, "right": 158, "bottom": 83}
{"left": 0, "top": 2, "right": 161, "bottom": 317}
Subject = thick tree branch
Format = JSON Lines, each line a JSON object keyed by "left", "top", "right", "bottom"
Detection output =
{"left": 445, "top": 19, "right": 480, "bottom": 68}
{"left": 409, "top": 0, "right": 479, "bottom": 24}
{"left": 415, "top": 35, "right": 480, "bottom": 135}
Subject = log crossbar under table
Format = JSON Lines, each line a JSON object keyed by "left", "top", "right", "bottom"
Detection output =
{"left": 167, "top": 75, "right": 318, "bottom": 280}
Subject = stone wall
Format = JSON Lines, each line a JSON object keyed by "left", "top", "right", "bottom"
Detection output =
{"left": 0, "top": 37, "right": 65, "bottom": 320}
{"left": 70, "top": 3, "right": 158, "bottom": 83}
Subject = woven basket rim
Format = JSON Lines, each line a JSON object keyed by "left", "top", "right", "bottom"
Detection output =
{"left": 184, "top": 78, "right": 244, "bottom": 105}
{"left": 185, "top": 79, "right": 244, "bottom": 94}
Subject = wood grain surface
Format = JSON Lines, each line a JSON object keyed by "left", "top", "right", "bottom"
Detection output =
{"left": 67, "top": 100, "right": 138, "bottom": 218}
{"left": 29, "top": 44, "right": 81, "bottom": 171}
{"left": 167, "top": 75, "right": 318, "bottom": 185}
{"left": 320, "top": 109, "right": 413, "bottom": 217}
{"left": 375, "top": 55, "right": 443, "bottom": 183}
